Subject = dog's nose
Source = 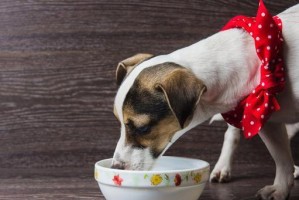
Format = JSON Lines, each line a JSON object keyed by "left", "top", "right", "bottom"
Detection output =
{"left": 111, "top": 161, "right": 126, "bottom": 170}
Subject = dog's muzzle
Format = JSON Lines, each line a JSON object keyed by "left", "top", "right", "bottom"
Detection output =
{"left": 111, "top": 163, "right": 125, "bottom": 170}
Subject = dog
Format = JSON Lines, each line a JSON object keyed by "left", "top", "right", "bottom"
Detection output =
{"left": 111, "top": 2, "right": 299, "bottom": 200}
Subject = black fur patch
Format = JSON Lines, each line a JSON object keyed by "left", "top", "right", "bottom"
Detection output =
{"left": 124, "top": 80, "right": 171, "bottom": 126}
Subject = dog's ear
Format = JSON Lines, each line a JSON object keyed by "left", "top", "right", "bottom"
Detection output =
{"left": 116, "top": 53, "right": 153, "bottom": 86}
{"left": 155, "top": 68, "right": 206, "bottom": 128}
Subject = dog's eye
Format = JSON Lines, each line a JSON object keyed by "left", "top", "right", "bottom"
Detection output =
{"left": 125, "top": 120, "right": 151, "bottom": 135}
{"left": 135, "top": 125, "right": 150, "bottom": 135}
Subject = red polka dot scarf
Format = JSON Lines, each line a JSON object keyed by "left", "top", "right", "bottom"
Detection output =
{"left": 221, "top": 0, "right": 285, "bottom": 139}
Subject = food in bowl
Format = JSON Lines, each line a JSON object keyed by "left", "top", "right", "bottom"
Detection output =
{"left": 94, "top": 156, "right": 210, "bottom": 200}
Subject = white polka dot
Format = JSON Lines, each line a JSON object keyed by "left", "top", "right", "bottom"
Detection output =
{"left": 280, "top": 38, "right": 284, "bottom": 42}
{"left": 267, "top": 35, "right": 271, "bottom": 39}
{"left": 248, "top": 23, "right": 251, "bottom": 27}
{"left": 252, "top": 90, "right": 255, "bottom": 94}
{"left": 278, "top": 23, "right": 282, "bottom": 26}
{"left": 270, "top": 23, "right": 274, "bottom": 28}
{"left": 267, "top": 46, "right": 271, "bottom": 50}
{"left": 266, "top": 92, "right": 269, "bottom": 96}
{"left": 262, "top": 82, "right": 265, "bottom": 87}
{"left": 246, "top": 103, "right": 249, "bottom": 107}
{"left": 242, "top": 127, "right": 244, "bottom": 131}
{"left": 257, "top": 108, "right": 260, "bottom": 111}
{"left": 243, "top": 115, "right": 246, "bottom": 119}
{"left": 281, "top": 68, "right": 284, "bottom": 71}
{"left": 265, "top": 103, "right": 268, "bottom": 107}
{"left": 261, "top": 115, "right": 264, "bottom": 119}
{"left": 278, "top": 58, "right": 282, "bottom": 62}
{"left": 248, "top": 132, "right": 251, "bottom": 136}
{"left": 256, "top": 37, "right": 260, "bottom": 41}
{"left": 261, "top": 12, "right": 266, "bottom": 17}
{"left": 264, "top": 65, "right": 268, "bottom": 70}
{"left": 259, "top": 126, "right": 261, "bottom": 131}
{"left": 266, "top": 74, "right": 270, "bottom": 77}
{"left": 258, "top": 24, "right": 262, "bottom": 29}
{"left": 257, "top": 49, "right": 260, "bottom": 53}
{"left": 250, "top": 121, "right": 254, "bottom": 125}
{"left": 265, "top": 58, "right": 268, "bottom": 62}
{"left": 250, "top": 32, "right": 253, "bottom": 36}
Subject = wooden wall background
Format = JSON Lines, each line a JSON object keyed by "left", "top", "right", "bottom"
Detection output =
{"left": 0, "top": 0, "right": 298, "bottom": 199}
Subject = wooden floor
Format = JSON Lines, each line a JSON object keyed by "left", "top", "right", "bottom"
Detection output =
{"left": 0, "top": 0, "right": 298, "bottom": 199}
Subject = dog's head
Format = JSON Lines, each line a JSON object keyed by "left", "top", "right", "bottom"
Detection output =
{"left": 112, "top": 54, "right": 206, "bottom": 170}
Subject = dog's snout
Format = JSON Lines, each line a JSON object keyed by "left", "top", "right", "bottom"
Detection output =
{"left": 111, "top": 160, "right": 126, "bottom": 170}
{"left": 111, "top": 163, "right": 125, "bottom": 170}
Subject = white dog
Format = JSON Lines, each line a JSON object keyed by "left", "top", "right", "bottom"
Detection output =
{"left": 112, "top": 3, "right": 299, "bottom": 200}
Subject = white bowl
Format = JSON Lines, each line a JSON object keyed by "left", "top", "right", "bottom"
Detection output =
{"left": 94, "top": 156, "right": 210, "bottom": 200}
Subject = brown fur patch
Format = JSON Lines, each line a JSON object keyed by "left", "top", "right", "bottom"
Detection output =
{"left": 124, "top": 108, "right": 180, "bottom": 156}
{"left": 123, "top": 106, "right": 151, "bottom": 128}
{"left": 143, "top": 115, "right": 180, "bottom": 154}
{"left": 116, "top": 53, "right": 153, "bottom": 86}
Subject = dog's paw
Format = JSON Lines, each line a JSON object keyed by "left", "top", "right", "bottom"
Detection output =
{"left": 210, "top": 167, "right": 231, "bottom": 183}
{"left": 294, "top": 165, "right": 299, "bottom": 179}
{"left": 255, "top": 185, "right": 290, "bottom": 200}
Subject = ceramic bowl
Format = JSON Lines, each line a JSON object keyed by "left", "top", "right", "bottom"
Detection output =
{"left": 94, "top": 156, "right": 210, "bottom": 200}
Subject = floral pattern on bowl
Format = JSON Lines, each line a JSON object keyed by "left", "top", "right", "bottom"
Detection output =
{"left": 95, "top": 156, "right": 210, "bottom": 188}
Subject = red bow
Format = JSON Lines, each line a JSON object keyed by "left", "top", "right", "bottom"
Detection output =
{"left": 221, "top": 0, "right": 285, "bottom": 138}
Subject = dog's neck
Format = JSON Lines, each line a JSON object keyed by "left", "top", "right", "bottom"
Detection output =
{"left": 168, "top": 28, "right": 261, "bottom": 128}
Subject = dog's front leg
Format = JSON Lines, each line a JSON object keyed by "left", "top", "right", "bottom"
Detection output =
{"left": 210, "top": 124, "right": 241, "bottom": 183}
{"left": 256, "top": 123, "right": 294, "bottom": 200}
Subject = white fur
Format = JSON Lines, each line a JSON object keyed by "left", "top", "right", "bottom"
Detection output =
{"left": 112, "top": 124, "right": 155, "bottom": 170}
{"left": 257, "top": 123, "right": 294, "bottom": 200}
{"left": 295, "top": 166, "right": 299, "bottom": 179}
{"left": 113, "top": 3, "right": 299, "bottom": 199}
{"left": 210, "top": 124, "right": 240, "bottom": 183}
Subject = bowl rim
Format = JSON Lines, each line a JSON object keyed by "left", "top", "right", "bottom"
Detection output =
{"left": 94, "top": 156, "right": 210, "bottom": 188}
{"left": 95, "top": 156, "right": 209, "bottom": 174}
